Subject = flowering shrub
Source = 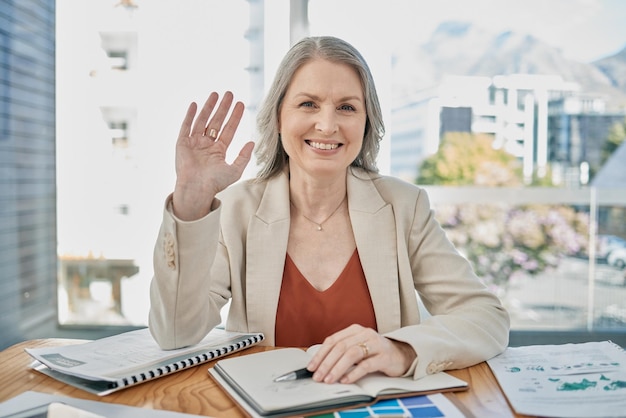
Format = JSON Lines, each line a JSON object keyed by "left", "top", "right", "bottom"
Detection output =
{"left": 435, "top": 203, "right": 590, "bottom": 294}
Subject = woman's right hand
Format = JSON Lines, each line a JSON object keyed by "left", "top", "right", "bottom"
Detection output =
{"left": 173, "top": 91, "right": 255, "bottom": 221}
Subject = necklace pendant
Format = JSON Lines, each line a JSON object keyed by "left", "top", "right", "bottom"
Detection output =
{"left": 316, "top": 225, "right": 323, "bottom": 231}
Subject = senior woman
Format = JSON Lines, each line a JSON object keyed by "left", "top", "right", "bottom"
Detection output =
{"left": 149, "top": 36, "right": 509, "bottom": 385}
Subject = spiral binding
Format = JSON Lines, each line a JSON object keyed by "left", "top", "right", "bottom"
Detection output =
{"left": 114, "top": 333, "right": 265, "bottom": 389}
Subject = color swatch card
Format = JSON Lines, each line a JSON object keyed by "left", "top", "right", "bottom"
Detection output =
{"left": 311, "top": 393, "right": 466, "bottom": 418}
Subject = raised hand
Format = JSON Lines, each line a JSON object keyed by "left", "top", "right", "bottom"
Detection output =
{"left": 173, "top": 91, "right": 255, "bottom": 221}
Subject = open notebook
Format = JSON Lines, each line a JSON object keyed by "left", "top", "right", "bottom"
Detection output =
{"left": 208, "top": 347, "right": 468, "bottom": 417}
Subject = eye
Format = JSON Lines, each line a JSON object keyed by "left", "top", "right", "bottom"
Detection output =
{"left": 338, "top": 104, "right": 356, "bottom": 112}
{"left": 299, "top": 101, "right": 315, "bottom": 108}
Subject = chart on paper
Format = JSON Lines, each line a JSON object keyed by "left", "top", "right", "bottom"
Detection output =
{"left": 487, "top": 341, "right": 626, "bottom": 418}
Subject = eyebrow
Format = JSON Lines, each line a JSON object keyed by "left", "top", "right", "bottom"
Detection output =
{"left": 293, "top": 92, "right": 363, "bottom": 102}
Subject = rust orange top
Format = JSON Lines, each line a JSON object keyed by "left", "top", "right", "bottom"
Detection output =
{"left": 275, "top": 249, "right": 378, "bottom": 347}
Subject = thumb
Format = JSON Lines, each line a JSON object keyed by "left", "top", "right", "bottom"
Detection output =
{"left": 231, "top": 141, "right": 255, "bottom": 175}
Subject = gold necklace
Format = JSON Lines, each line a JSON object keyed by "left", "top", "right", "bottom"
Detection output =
{"left": 290, "top": 195, "right": 347, "bottom": 231}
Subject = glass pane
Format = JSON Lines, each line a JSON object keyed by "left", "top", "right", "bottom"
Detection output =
{"left": 428, "top": 186, "right": 626, "bottom": 333}
{"left": 594, "top": 190, "right": 626, "bottom": 330}
{"left": 56, "top": 0, "right": 251, "bottom": 327}
{"left": 52, "top": 0, "right": 626, "bottom": 340}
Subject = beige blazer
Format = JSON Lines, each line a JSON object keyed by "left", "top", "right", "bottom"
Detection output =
{"left": 149, "top": 168, "right": 509, "bottom": 378}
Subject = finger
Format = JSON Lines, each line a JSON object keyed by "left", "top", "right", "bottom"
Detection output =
{"left": 204, "top": 91, "right": 234, "bottom": 138}
{"left": 218, "top": 101, "right": 245, "bottom": 147}
{"left": 308, "top": 338, "right": 343, "bottom": 373}
{"left": 230, "top": 141, "right": 255, "bottom": 176}
{"left": 323, "top": 343, "right": 370, "bottom": 383}
{"left": 178, "top": 102, "right": 198, "bottom": 139}
{"left": 191, "top": 92, "right": 219, "bottom": 136}
{"left": 311, "top": 346, "right": 347, "bottom": 383}
{"left": 313, "top": 338, "right": 369, "bottom": 383}
{"left": 340, "top": 356, "right": 376, "bottom": 384}
{"left": 308, "top": 325, "right": 364, "bottom": 371}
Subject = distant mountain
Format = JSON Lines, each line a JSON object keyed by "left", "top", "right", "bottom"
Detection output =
{"left": 393, "top": 21, "right": 626, "bottom": 111}
{"left": 594, "top": 47, "right": 626, "bottom": 93}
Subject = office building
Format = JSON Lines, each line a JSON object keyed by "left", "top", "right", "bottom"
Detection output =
{"left": 548, "top": 96, "right": 626, "bottom": 186}
{"left": 0, "top": 1, "right": 56, "bottom": 349}
{"left": 391, "top": 74, "right": 589, "bottom": 184}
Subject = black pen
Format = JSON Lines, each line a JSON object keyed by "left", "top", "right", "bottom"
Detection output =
{"left": 273, "top": 367, "right": 314, "bottom": 382}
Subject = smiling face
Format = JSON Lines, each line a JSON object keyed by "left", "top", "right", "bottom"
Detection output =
{"left": 278, "top": 58, "right": 367, "bottom": 180}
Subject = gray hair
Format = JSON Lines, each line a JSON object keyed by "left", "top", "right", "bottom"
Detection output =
{"left": 254, "top": 36, "right": 384, "bottom": 180}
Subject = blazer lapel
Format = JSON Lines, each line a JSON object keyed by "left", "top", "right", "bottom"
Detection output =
{"left": 244, "top": 169, "right": 402, "bottom": 342}
{"left": 245, "top": 173, "right": 291, "bottom": 344}
{"left": 347, "top": 170, "right": 401, "bottom": 334}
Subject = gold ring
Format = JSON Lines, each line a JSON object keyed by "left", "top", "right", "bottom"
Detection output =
{"left": 205, "top": 128, "right": 218, "bottom": 139}
{"left": 358, "top": 342, "right": 369, "bottom": 358}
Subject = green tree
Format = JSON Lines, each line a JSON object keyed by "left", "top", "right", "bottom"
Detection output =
{"left": 416, "top": 132, "right": 590, "bottom": 294}
{"left": 601, "top": 118, "right": 626, "bottom": 166}
{"left": 417, "top": 132, "right": 522, "bottom": 186}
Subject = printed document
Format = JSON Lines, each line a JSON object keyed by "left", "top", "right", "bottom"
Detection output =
{"left": 487, "top": 341, "right": 626, "bottom": 418}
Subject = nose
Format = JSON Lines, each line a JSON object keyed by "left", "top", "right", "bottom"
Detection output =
{"left": 315, "top": 107, "right": 338, "bottom": 136}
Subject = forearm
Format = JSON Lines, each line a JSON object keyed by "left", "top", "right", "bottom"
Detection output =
{"left": 400, "top": 189, "right": 510, "bottom": 377}
{"left": 385, "top": 299, "right": 509, "bottom": 379}
{"left": 149, "top": 195, "right": 226, "bottom": 349}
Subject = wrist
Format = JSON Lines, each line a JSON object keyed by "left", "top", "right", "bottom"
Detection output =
{"left": 393, "top": 340, "right": 418, "bottom": 375}
{"left": 172, "top": 185, "right": 215, "bottom": 221}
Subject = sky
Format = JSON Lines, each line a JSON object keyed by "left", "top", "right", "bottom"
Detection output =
{"left": 309, "top": 0, "right": 626, "bottom": 63}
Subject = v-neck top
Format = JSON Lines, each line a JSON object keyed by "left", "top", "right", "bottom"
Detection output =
{"left": 275, "top": 249, "right": 378, "bottom": 347}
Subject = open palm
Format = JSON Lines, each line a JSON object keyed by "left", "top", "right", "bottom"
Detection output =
{"left": 173, "top": 91, "right": 255, "bottom": 221}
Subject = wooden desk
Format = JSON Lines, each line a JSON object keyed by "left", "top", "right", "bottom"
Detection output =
{"left": 0, "top": 339, "right": 530, "bottom": 417}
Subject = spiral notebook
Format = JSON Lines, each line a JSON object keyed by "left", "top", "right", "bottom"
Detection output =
{"left": 25, "top": 327, "right": 264, "bottom": 396}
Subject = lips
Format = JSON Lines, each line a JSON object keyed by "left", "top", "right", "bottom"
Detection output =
{"left": 306, "top": 140, "right": 342, "bottom": 150}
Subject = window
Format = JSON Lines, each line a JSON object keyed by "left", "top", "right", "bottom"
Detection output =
{"left": 107, "top": 50, "right": 128, "bottom": 70}
{"left": 99, "top": 32, "right": 137, "bottom": 71}
{"left": 109, "top": 121, "right": 128, "bottom": 148}
{"left": 3, "top": 0, "right": 623, "bottom": 347}
{"left": 305, "top": 0, "right": 626, "bottom": 343}
{"left": 54, "top": 0, "right": 250, "bottom": 328}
